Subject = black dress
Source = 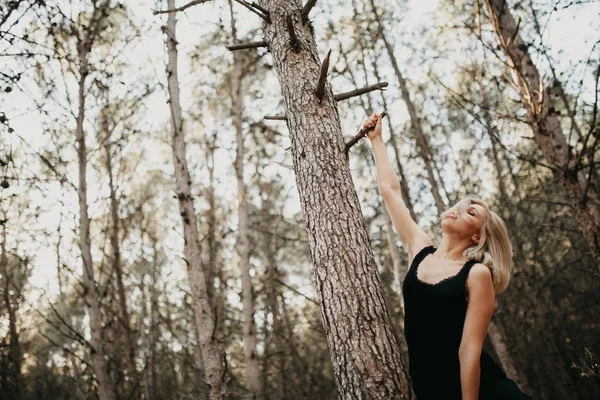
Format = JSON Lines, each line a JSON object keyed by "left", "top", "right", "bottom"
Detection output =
{"left": 402, "top": 245, "right": 530, "bottom": 400}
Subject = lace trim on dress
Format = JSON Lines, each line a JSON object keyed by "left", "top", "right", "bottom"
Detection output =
{"left": 414, "top": 247, "right": 474, "bottom": 287}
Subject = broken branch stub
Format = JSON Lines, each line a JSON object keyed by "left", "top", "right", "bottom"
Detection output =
{"left": 226, "top": 41, "right": 268, "bottom": 51}
{"left": 315, "top": 49, "right": 332, "bottom": 102}
{"left": 264, "top": 115, "right": 287, "bottom": 121}
{"left": 302, "top": 0, "right": 317, "bottom": 22}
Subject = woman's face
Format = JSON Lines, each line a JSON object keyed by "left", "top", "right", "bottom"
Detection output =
{"left": 441, "top": 202, "right": 487, "bottom": 239}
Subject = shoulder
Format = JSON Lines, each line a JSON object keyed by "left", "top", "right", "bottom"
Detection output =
{"left": 466, "top": 263, "right": 494, "bottom": 293}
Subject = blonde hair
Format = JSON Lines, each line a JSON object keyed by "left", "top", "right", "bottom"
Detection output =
{"left": 441, "top": 197, "right": 513, "bottom": 294}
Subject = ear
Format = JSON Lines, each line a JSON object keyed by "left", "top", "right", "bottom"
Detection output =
{"left": 471, "top": 235, "right": 480, "bottom": 244}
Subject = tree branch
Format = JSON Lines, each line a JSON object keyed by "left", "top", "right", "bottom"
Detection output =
{"left": 345, "top": 111, "right": 388, "bottom": 154}
{"left": 250, "top": 2, "right": 269, "bottom": 15}
{"left": 232, "top": 0, "right": 270, "bottom": 22}
{"left": 334, "top": 82, "right": 388, "bottom": 102}
{"left": 226, "top": 40, "right": 267, "bottom": 51}
{"left": 153, "top": 0, "right": 212, "bottom": 15}
{"left": 264, "top": 115, "right": 287, "bottom": 121}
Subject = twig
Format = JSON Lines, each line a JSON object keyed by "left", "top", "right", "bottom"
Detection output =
{"left": 250, "top": 2, "right": 269, "bottom": 15}
{"left": 232, "top": 0, "right": 270, "bottom": 22}
{"left": 274, "top": 278, "right": 318, "bottom": 305}
{"left": 507, "top": 17, "right": 521, "bottom": 47}
{"left": 345, "top": 111, "right": 388, "bottom": 153}
{"left": 153, "top": 0, "right": 212, "bottom": 15}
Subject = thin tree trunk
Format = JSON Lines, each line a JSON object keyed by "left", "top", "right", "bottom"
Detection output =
{"left": 369, "top": 0, "right": 446, "bottom": 212}
{"left": 206, "top": 132, "right": 218, "bottom": 301}
{"left": 475, "top": 71, "right": 532, "bottom": 393}
{"left": 163, "top": 2, "right": 225, "bottom": 398}
{"left": 260, "top": 191, "right": 286, "bottom": 400}
{"left": 102, "top": 115, "right": 140, "bottom": 400}
{"left": 484, "top": 0, "right": 600, "bottom": 262}
{"left": 76, "top": 46, "right": 116, "bottom": 400}
{"left": 370, "top": 55, "right": 417, "bottom": 222}
{"left": 228, "top": 1, "right": 262, "bottom": 396}
{"left": 148, "top": 235, "right": 159, "bottom": 400}
{"left": 1, "top": 222, "right": 22, "bottom": 399}
{"left": 260, "top": 2, "right": 409, "bottom": 397}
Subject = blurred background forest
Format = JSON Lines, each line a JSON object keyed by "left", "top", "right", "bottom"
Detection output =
{"left": 1, "top": 0, "right": 599, "bottom": 399}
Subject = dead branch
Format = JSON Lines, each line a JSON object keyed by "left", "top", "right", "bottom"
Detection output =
{"left": 250, "top": 2, "right": 269, "bottom": 15}
{"left": 334, "top": 82, "right": 388, "bottom": 102}
{"left": 264, "top": 115, "right": 287, "bottom": 121}
{"left": 345, "top": 111, "right": 388, "bottom": 153}
{"left": 232, "top": 0, "right": 270, "bottom": 22}
{"left": 226, "top": 40, "right": 268, "bottom": 51}
{"left": 153, "top": 0, "right": 212, "bottom": 15}
{"left": 507, "top": 17, "right": 521, "bottom": 47}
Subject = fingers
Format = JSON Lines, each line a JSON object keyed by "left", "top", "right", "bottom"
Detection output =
{"left": 363, "top": 113, "right": 381, "bottom": 129}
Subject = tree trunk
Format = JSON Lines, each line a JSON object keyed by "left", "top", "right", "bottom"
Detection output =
{"left": 370, "top": 54, "right": 417, "bottom": 222}
{"left": 163, "top": 2, "right": 225, "bottom": 398}
{"left": 484, "top": 0, "right": 600, "bottom": 262}
{"left": 206, "top": 131, "right": 218, "bottom": 301}
{"left": 102, "top": 115, "right": 140, "bottom": 400}
{"left": 260, "top": 2, "right": 409, "bottom": 397}
{"left": 1, "top": 222, "right": 22, "bottom": 399}
{"left": 229, "top": 1, "right": 262, "bottom": 396}
{"left": 369, "top": 0, "right": 446, "bottom": 212}
{"left": 76, "top": 47, "right": 116, "bottom": 400}
{"left": 259, "top": 189, "right": 286, "bottom": 400}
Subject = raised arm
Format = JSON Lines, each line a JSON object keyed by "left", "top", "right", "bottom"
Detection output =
{"left": 364, "top": 114, "right": 432, "bottom": 261}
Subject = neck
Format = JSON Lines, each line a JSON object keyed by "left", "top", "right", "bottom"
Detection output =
{"left": 435, "top": 234, "right": 474, "bottom": 262}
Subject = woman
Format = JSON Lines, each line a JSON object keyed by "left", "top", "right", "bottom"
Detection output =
{"left": 363, "top": 113, "right": 530, "bottom": 399}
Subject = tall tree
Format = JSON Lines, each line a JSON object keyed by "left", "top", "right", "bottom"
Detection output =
{"left": 162, "top": 0, "right": 226, "bottom": 397}
{"left": 483, "top": 0, "right": 600, "bottom": 262}
{"left": 99, "top": 100, "right": 142, "bottom": 399}
{"left": 256, "top": 1, "right": 409, "bottom": 397}
{"left": 228, "top": 1, "right": 262, "bottom": 396}
{"left": 0, "top": 213, "right": 23, "bottom": 399}
{"left": 368, "top": 0, "right": 447, "bottom": 213}
{"left": 67, "top": 2, "right": 120, "bottom": 398}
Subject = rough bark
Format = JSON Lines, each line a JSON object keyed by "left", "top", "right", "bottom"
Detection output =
{"left": 164, "top": 2, "right": 225, "bottom": 397}
{"left": 75, "top": 44, "right": 116, "bottom": 400}
{"left": 484, "top": 0, "right": 600, "bottom": 262}
{"left": 229, "top": 1, "right": 262, "bottom": 396}
{"left": 260, "top": 1, "right": 409, "bottom": 398}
